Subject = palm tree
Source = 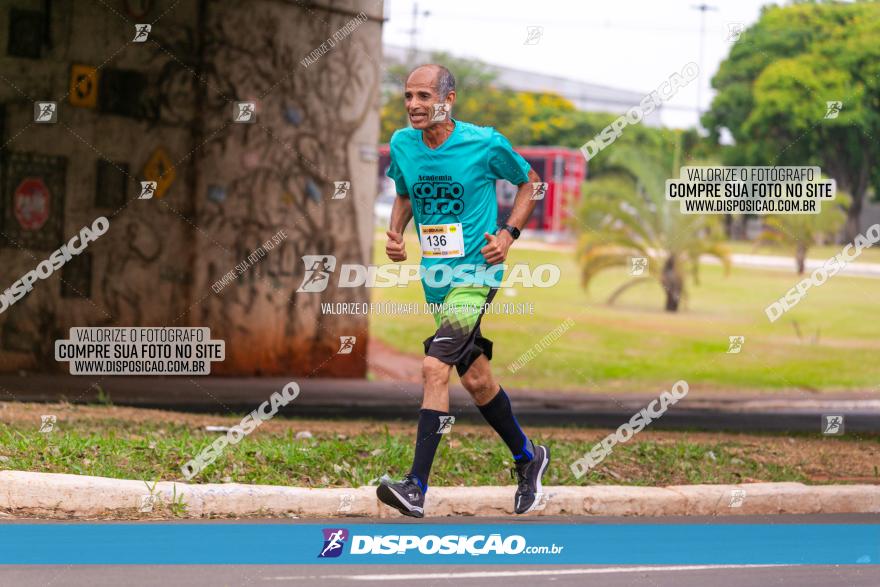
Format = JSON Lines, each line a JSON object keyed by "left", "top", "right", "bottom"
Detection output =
{"left": 572, "top": 145, "right": 730, "bottom": 312}
{"left": 756, "top": 192, "right": 850, "bottom": 274}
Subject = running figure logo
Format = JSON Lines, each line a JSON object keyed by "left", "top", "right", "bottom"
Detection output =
{"left": 332, "top": 181, "right": 350, "bottom": 200}
{"left": 431, "top": 103, "right": 450, "bottom": 122}
{"left": 437, "top": 415, "right": 455, "bottom": 434}
{"left": 139, "top": 181, "right": 157, "bottom": 199}
{"left": 524, "top": 26, "right": 543, "bottom": 45}
{"left": 727, "top": 336, "right": 745, "bottom": 354}
{"left": 822, "top": 415, "right": 844, "bottom": 435}
{"left": 530, "top": 182, "right": 548, "bottom": 201}
{"left": 824, "top": 101, "right": 843, "bottom": 119}
{"left": 726, "top": 23, "right": 745, "bottom": 42}
{"left": 133, "top": 24, "right": 151, "bottom": 42}
{"left": 297, "top": 255, "right": 337, "bottom": 292}
{"left": 337, "top": 494, "right": 354, "bottom": 513}
{"left": 40, "top": 415, "right": 56, "bottom": 433}
{"left": 630, "top": 257, "right": 648, "bottom": 276}
{"left": 318, "top": 528, "right": 349, "bottom": 558}
{"left": 728, "top": 489, "right": 746, "bottom": 508}
{"left": 234, "top": 102, "right": 256, "bottom": 123}
{"left": 34, "top": 102, "right": 57, "bottom": 123}
{"left": 337, "top": 336, "right": 356, "bottom": 355}
{"left": 138, "top": 494, "right": 156, "bottom": 513}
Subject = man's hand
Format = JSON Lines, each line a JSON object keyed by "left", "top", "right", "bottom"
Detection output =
{"left": 481, "top": 231, "right": 513, "bottom": 265}
{"left": 386, "top": 230, "right": 407, "bottom": 262}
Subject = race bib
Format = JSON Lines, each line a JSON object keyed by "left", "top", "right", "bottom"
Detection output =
{"left": 419, "top": 223, "right": 465, "bottom": 258}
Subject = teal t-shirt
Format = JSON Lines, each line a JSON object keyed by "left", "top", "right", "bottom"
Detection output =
{"left": 386, "top": 119, "right": 531, "bottom": 304}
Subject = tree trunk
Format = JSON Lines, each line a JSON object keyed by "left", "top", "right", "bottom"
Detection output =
{"left": 795, "top": 243, "right": 807, "bottom": 275}
{"left": 662, "top": 256, "right": 683, "bottom": 312}
{"left": 839, "top": 146, "right": 871, "bottom": 243}
{"left": 844, "top": 190, "right": 864, "bottom": 243}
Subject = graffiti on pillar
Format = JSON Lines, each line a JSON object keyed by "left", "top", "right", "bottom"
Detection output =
{"left": 0, "top": 289, "right": 62, "bottom": 367}
{"left": 183, "top": 3, "right": 378, "bottom": 370}
{"left": 117, "top": 2, "right": 381, "bottom": 373}
{"left": 0, "top": 3, "right": 379, "bottom": 375}
{"left": 100, "top": 221, "right": 162, "bottom": 325}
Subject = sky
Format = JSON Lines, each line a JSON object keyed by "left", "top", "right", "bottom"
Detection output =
{"left": 382, "top": 0, "right": 784, "bottom": 128}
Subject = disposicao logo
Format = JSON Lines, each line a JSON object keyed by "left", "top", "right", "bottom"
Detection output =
{"left": 318, "top": 528, "right": 349, "bottom": 558}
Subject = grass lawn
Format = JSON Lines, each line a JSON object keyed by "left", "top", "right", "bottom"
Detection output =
{"left": 2, "top": 403, "right": 877, "bottom": 492}
{"left": 368, "top": 232, "right": 880, "bottom": 393}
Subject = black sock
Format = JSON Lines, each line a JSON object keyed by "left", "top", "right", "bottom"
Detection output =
{"left": 408, "top": 408, "right": 448, "bottom": 492}
{"left": 477, "top": 387, "right": 533, "bottom": 462}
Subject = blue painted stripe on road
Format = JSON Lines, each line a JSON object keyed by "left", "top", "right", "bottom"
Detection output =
{"left": 0, "top": 524, "right": 876, "bottom": 565}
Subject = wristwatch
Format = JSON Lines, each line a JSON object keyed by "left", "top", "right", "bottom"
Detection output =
{"left": 499, "top": 224, "right": 521, "bottom": 240}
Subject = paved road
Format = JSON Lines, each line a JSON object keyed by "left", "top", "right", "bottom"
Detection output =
{"left": 1, "top": 515, "right": 877, "bottom": 587}
{"left": 2, "top": 563, "right": 877, "bottom": 587}
{"left": 3, "top": 375, "right": 880, "bottom": 432}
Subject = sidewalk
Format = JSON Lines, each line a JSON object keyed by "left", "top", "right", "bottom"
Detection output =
{"left": 1, "top": 471, "right": 878, "bottom": 519}
{"left": 705, "top": 252, "right": 880, "bottom": 278}
{"left": 1, "top": 375, "right": 879, "bottom": 432}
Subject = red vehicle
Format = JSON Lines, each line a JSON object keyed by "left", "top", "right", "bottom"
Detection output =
{"left": 376, "top": 145, "right": 587, "bottom": 234}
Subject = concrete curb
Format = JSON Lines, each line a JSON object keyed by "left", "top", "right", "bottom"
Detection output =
{"left": 1, "top": 471, "right": 878, "bottom": 518}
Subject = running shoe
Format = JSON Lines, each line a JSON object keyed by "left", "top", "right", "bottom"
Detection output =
{"left": 513, "top": 444, "right": 550, "bottom": 514}
{"left": 377, "top": 474, "right": 425, "bottom": 518}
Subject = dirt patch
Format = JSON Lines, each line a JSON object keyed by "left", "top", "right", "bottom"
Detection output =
{"left": 0, "top": 400, "right": 408, "bottom": 436}
{"left": 2, "top": 401, "right": 877, "bottom": 483}
{"left": 367, "top": 337, "right": 422, "bottom": 383}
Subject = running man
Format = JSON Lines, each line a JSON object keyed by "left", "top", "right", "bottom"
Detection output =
{"left": 338, "top": 336, "right": 355, "bottom": 354}
{"left": 376, "top": 64, "right": 549, "bottom": 518}
{"left": 320, "top": 529, "right": 346, "bottom": 557}
{"left": 301, "top": 257, "right": 332, "bottom": 290}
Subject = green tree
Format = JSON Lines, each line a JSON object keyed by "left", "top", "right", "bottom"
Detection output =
{"left": 573, "top": 143, "right": 730, "bottom": 312}
{"left": 382, "top": 53, "right": 622, "bottom": 150}
{"left": 381, "top": 53, "right": 712, "bottom": 175}
{"left": 381, "top": 52, "right": 506, "bottom": 142}
{"left": 703, "top": 1, "right": 880, "bottom": 242}
{"left": 757, "top": 192, "right": 851, "bottom": 274}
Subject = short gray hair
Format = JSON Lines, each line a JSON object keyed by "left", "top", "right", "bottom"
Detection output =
{"left": 434, "top": 66, "right": 455, "bottom": 99}
{"left": 407, "top": 64, "right": 456, "bottom": 99}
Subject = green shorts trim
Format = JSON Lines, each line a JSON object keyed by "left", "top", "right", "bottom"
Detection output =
{"left": 423, "top": 285, "right": 497, "bottom": 376}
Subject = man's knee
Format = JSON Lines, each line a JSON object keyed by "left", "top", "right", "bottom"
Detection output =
{"left": 461, "top": 366, "right": 494, "bottom": 396}
{"left": 423, "top": 356, "right": 450, "bottom": 384}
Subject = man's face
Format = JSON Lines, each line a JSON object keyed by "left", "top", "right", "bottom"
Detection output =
{"left": 404, "top": 67, "right": 452, "bottom": 130}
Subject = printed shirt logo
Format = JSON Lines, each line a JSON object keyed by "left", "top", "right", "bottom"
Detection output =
{"left": 318, "top": 528, "right": 349, "bottom": 558}
{"left": 412, "top": 175, "right": 465, "bottom": 215}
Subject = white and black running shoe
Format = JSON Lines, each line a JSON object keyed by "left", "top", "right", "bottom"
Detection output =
{"left": 513, "top": 444, "right": 550, "bottom": 514}
{"left": 377, "top": 474, "right": 425, "bottom": 518}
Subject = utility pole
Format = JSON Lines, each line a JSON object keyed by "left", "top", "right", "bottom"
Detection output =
{"left": 407, "top": 2, "right": 431, "bottom": 67}
{"left": 691, "top": 3, "right": 717, "bottom": 131}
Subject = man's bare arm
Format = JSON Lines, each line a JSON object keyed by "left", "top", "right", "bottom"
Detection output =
{"left": 480, "top": 168, "right": 542, "bottom": 264}
{"left": 505, "top": 168, "right": 542, "bottom": 231}
{"left": 386, "top": 194, "right": 413, "bottom": 262}
{"left": 389, "top": 194, "right": 413, "bottom": 235}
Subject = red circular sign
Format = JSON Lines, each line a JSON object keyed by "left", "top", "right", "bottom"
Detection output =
{"left": 14, "top": 177, "right": 51, "bottom": 231}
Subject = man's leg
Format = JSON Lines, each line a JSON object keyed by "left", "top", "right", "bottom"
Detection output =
{"left": 376, "top": 312, "right": 456, "bottom": 518}
{"left": 460, "top": 354, "right": 534, "bottom": 463}
{"left": 378, "top": 285, "right": 503, "bottom": 517}
{"left": 406, "top": 286, "right": 491, "bottom": 492}
{"left": 460, "top": 352, "right": 551, "bottom": 514}
{"left": 408, "top": 356, "right": 452, "bottom": 493}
